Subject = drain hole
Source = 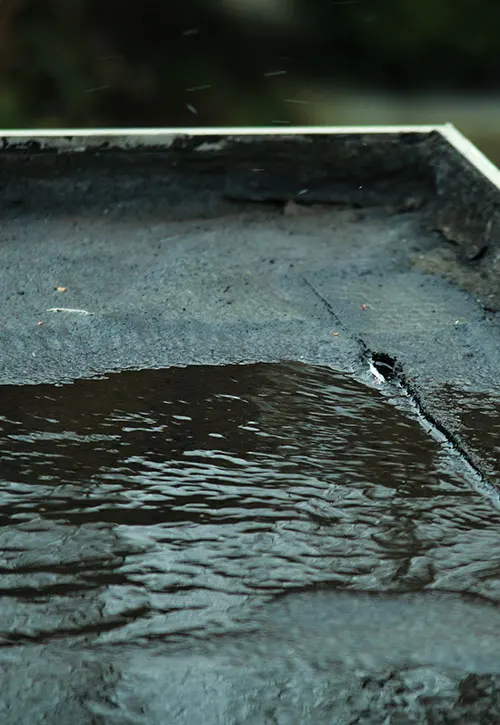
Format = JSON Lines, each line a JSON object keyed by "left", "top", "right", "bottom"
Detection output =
{"left": 370, "top": 352, "right": 400, "bottom": 382}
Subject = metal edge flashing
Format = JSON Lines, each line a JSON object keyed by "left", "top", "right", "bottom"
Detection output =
{"left": 0, "top": 124, "right": 441, "bottom": 155}
{"left": 438, "top": 124, "right": 500, "bottom": 193}
{"left": 0, "top": 123, "right": 441, "bottom": 142}
{"left": 0, "top": 122, "right": 494, "bottom": 171}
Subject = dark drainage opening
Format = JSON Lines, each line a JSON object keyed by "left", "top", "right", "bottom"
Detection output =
{"left": 370, "top": 352, "right": 401, "bottom": 382}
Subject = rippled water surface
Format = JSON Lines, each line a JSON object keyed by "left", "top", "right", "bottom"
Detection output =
{"left": 432, "top": 385, "right": 500, "bottom": 488}
{"left": 2, "top": 361, "right": 500, "bottom": 723}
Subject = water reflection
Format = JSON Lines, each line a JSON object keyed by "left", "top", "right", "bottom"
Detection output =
{"left": 2, "top": 361, "right": 500, "bottom": 721}
{"left": 2, "top": 361, "right": 500, "bottom": 643}
{"left": 431, "top": 384, "right": 500, "bottom": 488}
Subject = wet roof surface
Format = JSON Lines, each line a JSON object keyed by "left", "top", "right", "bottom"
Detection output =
{"left": 2, "top": 132, "right": 500, "bottom": 723}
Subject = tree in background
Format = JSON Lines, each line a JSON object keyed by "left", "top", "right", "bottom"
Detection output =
{"left": 0, "top": 0, "right": 499, "bottom": 127}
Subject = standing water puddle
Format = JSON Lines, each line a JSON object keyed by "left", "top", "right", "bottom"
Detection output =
{"left": 2, "top": 361, "right": 500, "bottom": 723}
{"left": 432, "top": 384, "right": 500, "bottom": 488}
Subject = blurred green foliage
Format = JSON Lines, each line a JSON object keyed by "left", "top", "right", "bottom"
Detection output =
{"left": 1, "top": 0, "right": 500, "bottom": 128}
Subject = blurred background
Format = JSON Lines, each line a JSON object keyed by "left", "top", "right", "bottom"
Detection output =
{"left": 1, "top": 0, "right": 500, "bottom": 163}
